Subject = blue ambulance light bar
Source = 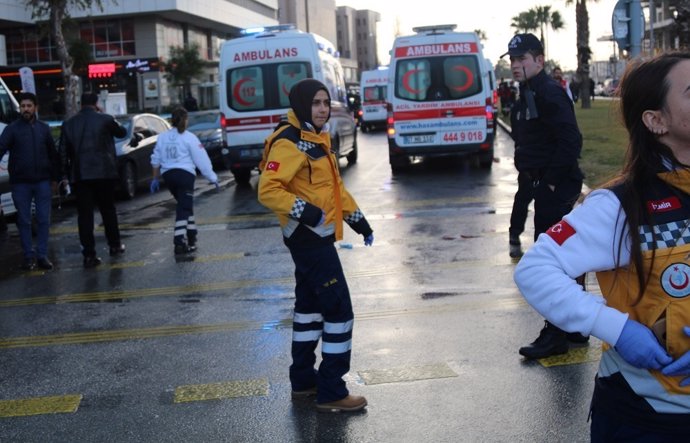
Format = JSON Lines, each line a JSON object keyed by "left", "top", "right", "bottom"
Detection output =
{"left": 412, "top": 24, "right": 457, "bottom": 35}
{"left": 241, "top": 24, "right": 297, "bottom": 36}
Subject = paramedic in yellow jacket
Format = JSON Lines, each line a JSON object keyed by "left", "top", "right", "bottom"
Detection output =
{"left": 515, "top": 53, "right": 690, "bottom": 440}
{"left": 258, "top": 79, "right": 373, "bottom": 413}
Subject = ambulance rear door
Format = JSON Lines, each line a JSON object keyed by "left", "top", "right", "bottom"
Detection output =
{"left": 388, "top": 30, "right": 492, "bottom": 159}
{"left": 219, "top": 31, "right": 315, "bottom": 180}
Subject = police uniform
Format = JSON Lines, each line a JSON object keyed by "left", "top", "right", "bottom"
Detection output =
{"left": 515, "top": 168, "right": 690, "bottom": 438}
{"left": 258, "top": 80, "right": 373, "bottom": 406}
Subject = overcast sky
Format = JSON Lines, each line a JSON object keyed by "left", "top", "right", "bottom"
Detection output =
{"left": 336, "top": 0, "right": 621, "bottom": 71}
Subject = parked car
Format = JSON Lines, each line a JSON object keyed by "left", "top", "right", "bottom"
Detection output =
{"left": 603, "top": 78, "right": 620, "bottom": 97}
{"left": 593, "top": 82, "right": 605, "bottom": 96}
{"left": 186, "top": 110, "right": 228, "bottom": 170}
{"left": 114, "top": 113, "right": 171, "bottom": 199}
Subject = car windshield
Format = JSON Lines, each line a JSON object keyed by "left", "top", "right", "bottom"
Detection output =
{"left": 187, "top": 112, "right": 219, "bottom": 129}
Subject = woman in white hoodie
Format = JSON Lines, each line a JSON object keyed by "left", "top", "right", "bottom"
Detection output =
{"left": 150, "top": 107, "right": 218, "bottom": 254}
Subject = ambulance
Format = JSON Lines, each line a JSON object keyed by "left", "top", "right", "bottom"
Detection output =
{"left": 218, "top": 25, "right": 357, "bottom": 183}
{"left": 359, "top": 68, "right": 388, "bottom": 132}
{"left": 386, "top": 25, "right": 496, "bottom": 173}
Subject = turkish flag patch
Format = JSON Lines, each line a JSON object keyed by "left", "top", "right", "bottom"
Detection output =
{"left": 546, "top": 220, "right": 576, "bottom": 245}
{"left": 266, "top": 161, "right": 280, "bottom": 172}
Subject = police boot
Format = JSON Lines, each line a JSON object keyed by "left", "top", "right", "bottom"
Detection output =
{"left": 519, "top": 321, "right": 568, "bottom": 359}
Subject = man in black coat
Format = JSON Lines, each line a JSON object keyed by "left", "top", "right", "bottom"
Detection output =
{"left": 0, "top": 92, "right": 60, "bottom": 271}
{"left": 60, "top": 93, "right": 127, "bottom": 268}
{"left": 503, "top": 34, "right": 586, "bottom": 359}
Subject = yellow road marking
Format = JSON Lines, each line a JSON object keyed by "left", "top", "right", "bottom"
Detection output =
{"left": 359, "top": 363, "right": 458, "bottom": 385}
{"left": 538, "top": 342, "right": 602, "bottom": 367}
{"left": 0, "top": 300, "right": 523, "bottom": 349}
{"left": 174, "top": 379, "right": 269, "bottom": 403}
{"left": 0, "top": 394, "right": 82, "bottom": 417}
{"left": 0, "top": 258, "right": 514, "bottom": 307}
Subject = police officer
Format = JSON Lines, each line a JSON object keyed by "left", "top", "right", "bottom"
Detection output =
{"left": 258, "top": 79, "right": 373, "bottom": 413}
{"left": 503, "top": 34, "right": 586, "bottom": 359}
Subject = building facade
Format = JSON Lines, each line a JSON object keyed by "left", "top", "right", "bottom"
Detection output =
{"left": 336, "top": 7, "right": 380, "bottom": 79}
{"left": 277, "top": 0, "right": 337, "bottom": 46}
{"left": 0, "top": 0, "right": 278, "bottom": 116}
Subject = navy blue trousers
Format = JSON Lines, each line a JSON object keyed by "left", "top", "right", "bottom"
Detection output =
{"left": 162, "top": 169, "right": 196, "bottom": 245}
{"left": 288, "top": 243, "right": 354, "bottom": 403}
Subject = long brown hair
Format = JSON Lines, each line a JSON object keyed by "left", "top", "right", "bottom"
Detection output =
{"left": 609, "top": 52, "right": 690, "bottom": 303}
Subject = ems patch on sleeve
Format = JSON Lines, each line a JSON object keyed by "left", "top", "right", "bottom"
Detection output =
{"left": 266, "top": 161, "right": 280, "bottom": 172}
{"left": 546, "top": 220, "right": 576, "bottom": 245}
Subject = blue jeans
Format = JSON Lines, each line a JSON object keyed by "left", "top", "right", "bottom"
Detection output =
{"left": 11, "top": 181, "right": 52, "bottom": 259}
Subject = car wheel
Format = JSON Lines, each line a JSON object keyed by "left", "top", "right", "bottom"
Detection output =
{"left": 478, "top": 148, "right": 494, "bottom": 169}
{"left": 390, "top": 152, "right": 409, "bottom": 175}
{"left": 346, "top": 133, "right": 358, "bottom": 165}
{"left": 120, "top": 162, "right": 137, "bottom": 199}
{"left": 232, "top": 168, "right": 251, "bottom": 184}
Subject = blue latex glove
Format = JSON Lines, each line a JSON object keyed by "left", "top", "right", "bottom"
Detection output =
{"left": 364, "top": 233, "right": 374, "bottom": 246}
{"left": 213, "top": 182, "right": 220, "bottom": 191}
{"left": 661, "top": 326, "right": 690, "bottom": 386}
{"left": 150, "top": 178, "right": 160, "bottom": 193}
{"left": 615, "top": 319, "right": 673, "bottom": 370}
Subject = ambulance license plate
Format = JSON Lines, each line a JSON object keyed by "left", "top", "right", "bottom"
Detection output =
{"left": 404, "top": 134, "right": 434, "bottom": 144}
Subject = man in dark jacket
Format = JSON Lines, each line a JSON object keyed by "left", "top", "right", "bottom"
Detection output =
{"left": 0, "top": 92, "right": 60, "bottom": 271}
{"left": 504, "top": 34, "right": 586, "bottom": 359}
{"left": 60, "top": 93, "right": 127, "bottom": 268}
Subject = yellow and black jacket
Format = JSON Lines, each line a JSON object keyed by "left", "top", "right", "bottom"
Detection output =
{"left": 258, "top": 110, "right": 372, "bottom": 248}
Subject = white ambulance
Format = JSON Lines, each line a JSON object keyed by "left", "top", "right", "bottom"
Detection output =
{"left": 218, "top": 25, "right": 357, "bottom": 183}
{"left": 386, "top": 25, "right": 496, "bottom": 173}
{"left": 359, "top": 68, "right": 388, "bottom": 132}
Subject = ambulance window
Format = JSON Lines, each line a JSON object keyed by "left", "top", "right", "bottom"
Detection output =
{"left": 321, "top": 61, "right": 335, "bottom": 102}
{"left": 363, "top": 86, "right": 385, "bottom": 101}
{"left": 444, "top": 56, "right": 481, "bottom": 99}
{"left": 277, "top": 63, "right": 309, "bottom": 107}
{"left": 229, "top": 67, "right": 265, "bottom": 111}
{"left": 333, "top": 68, "right": 347, "bottom": 104}
{"left": 396, "top": 60, "right": 430, "bottom": 101}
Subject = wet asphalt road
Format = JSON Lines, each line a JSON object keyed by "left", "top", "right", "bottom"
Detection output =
{"left": 0, "top": 125, "right": 598, "bottom": 442}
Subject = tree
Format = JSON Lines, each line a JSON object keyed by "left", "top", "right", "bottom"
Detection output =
{"left": 565, "top": 0, "right": 598, "bottom": 109}
{"left": 474, "top": 29, "right": 488, "bottom": 42}
{"left": 532, "top": 5, "right": 564, "bottom": 59}
{"left": 161, "top": 43, "right": 206, "bottom": 101}
{"left": 512, "top": 6, "right": 564, "bottom": 58}
{"left": 25, "top": 0, "right": 105, "bottom": 118}
{"left": 511, "top": 10, "right": 539, "bottom": 34}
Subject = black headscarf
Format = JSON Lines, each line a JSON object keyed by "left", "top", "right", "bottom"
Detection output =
{"left": 288, "top": 79, "right": 331, "bottom": 131}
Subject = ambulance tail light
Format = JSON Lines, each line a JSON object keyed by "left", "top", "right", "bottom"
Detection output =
{"left": 386, "top": 103, "right": 395, "bottom": 137}
{"left": 485, "top": 97, "right": 494, "bottom": 126}
{"left": 220, "top": 112, "right": 228, "bottom": 146}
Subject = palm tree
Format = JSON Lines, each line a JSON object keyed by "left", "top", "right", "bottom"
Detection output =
{"left": 565, "top": 0, "right": 598, "bottom": 109}
{"left": 511, "top": 10, "right": 539, "bottom": 34}
{"left": 532, "top": 6, "right": 564, "bottom": 59}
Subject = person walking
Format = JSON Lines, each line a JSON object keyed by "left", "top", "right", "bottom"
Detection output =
{"left": 515, "top": 52, "right": 690, "bottom": 441}
{"left": 150, "top": 107, "right": 218, "bottom": 254}
{"left": 59, "top": 92, "right": 127, "bottom": 268}
{"left": 258, "top": 79, "right": 373, "bottom": 413}
{"left": 502, "top": 34, "right": 586, "bottom": 359}
{"left": 0, "top": 92, "right": 60, "bottom": 271}
{"left": 552, "top": 66, "right": 574, "bottom": 102}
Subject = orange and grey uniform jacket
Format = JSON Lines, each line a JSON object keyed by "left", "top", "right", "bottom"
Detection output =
{"left": 258, "top": 110, "right": 372, "bottom": 248}
{"left": 515, "top": 168, "right": 690, "bottom": 433}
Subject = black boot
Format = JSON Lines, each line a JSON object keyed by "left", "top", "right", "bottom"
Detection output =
{"left": 509, "top": 233, "right": 523, "bottom": 258}
{"left": 519, "top": 321, "right": 568, "bottom": 359}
